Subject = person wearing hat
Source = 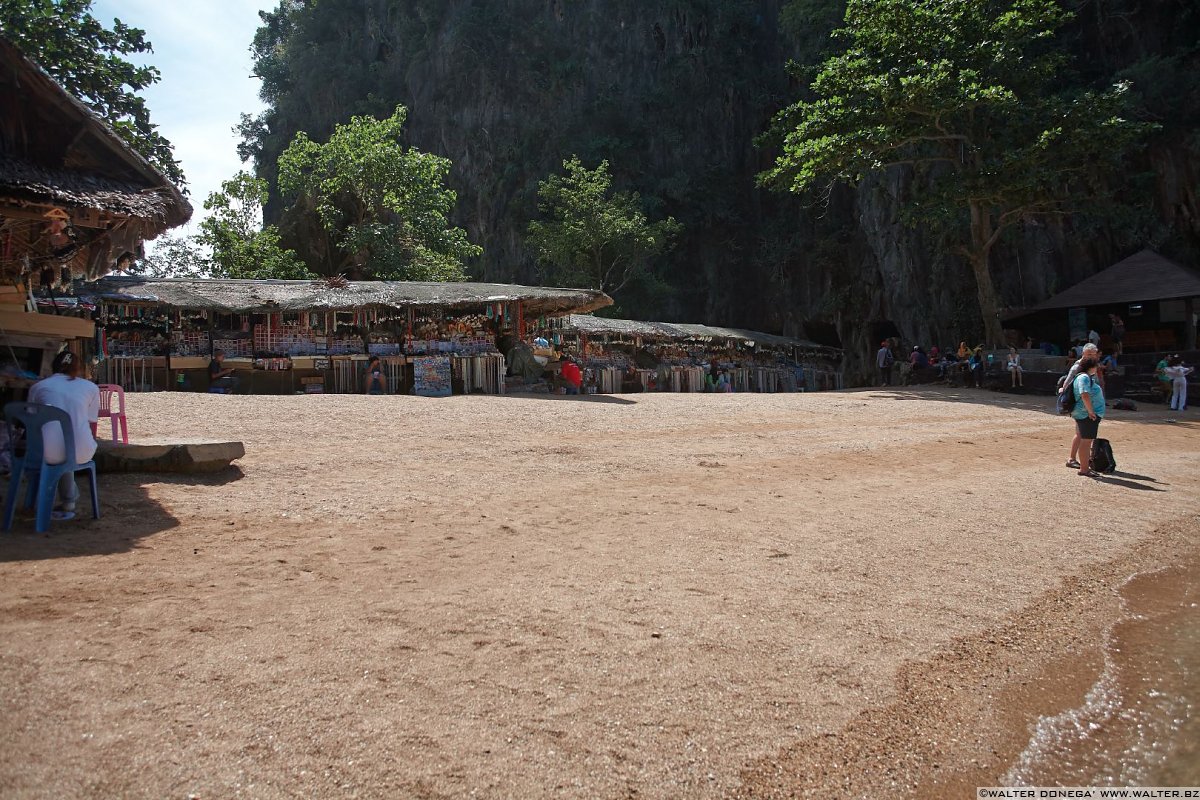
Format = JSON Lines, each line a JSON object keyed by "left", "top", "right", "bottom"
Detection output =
{"left": 28, "top": 350, "right": 100, "bottom": 520}
{"left": 875, "top": 340, "right": 894, "bottom": 386}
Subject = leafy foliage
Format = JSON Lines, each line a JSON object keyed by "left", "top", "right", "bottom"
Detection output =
{"left": 277, "top": 106, "right": 481, "bottom": 280}
{"left": 128, "top": 234, "right": 211, "bottom": 278}
{"left": 527, "top": 158, "right": 680, "bottom": 296}
{"left": 199, "top": 172, "right": 311, "bottom": 280}
{"left": 763, "top": 0, "right": 1154, "bottom": 343}
{"left": 0, "top": 0, "right": 185, "bottom": 187}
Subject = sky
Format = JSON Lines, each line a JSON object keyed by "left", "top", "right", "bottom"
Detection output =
{"left": 91, "top": 0, "right": 279, "bottom": 237}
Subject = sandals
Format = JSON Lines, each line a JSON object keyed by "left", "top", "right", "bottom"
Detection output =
{"left": 1066, "top": 460, "right": 1080, "bottom": 469}
{"left": 1078, "top": 469, "right": 1101, "bottom": 478}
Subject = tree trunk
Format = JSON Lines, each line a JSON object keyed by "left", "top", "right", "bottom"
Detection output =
{"left": 968, "top": 202, "right": 1006, "bottom": 347}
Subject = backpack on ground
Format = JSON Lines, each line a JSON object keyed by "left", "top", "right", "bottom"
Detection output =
{"left": 1056, "top": 374, "right": 1076, "bottom": 415}
{"left": 1091, "top": 438, "right": 1117, "bottom": 474}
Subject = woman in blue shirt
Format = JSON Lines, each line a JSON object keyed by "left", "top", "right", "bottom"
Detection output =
{"left": 1070, "top": 355, "right": 1105, "bottom": 477}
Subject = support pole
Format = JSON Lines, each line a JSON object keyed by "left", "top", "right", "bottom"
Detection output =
{"left": 1186, "top": 296, "right": 1197, "bottom": 352}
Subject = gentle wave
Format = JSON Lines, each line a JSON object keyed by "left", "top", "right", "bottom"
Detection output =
{"left": 1003, "top": 567, "right": 1200, "bottom": 786}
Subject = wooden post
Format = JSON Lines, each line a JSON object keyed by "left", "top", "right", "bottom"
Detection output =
{"left": 1187, "top": 296, "right": 1197, "bottom": 352}
{"left": 517, "top": 301, "right": 525, "bottom": 339}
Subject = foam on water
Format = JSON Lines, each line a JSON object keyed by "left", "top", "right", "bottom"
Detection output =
{"left": 1003, "top": 567, "right": 1200, "bottom": 786}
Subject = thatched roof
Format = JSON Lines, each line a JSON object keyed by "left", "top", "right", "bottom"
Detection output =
{"left": 561, "top": 315, "right": 684, "bottom": 339}
{"left": 82, "top": 276, "right": 612, "bottom": 317}
{"left": 1024, "top": 249, "right": 1200, "bottom": 313}
{"left": 0, "top": 37, "right": 191, "bottom": 282}
{"left": 564, "top": 315, "right": 836, "bottom": 352}
{"left": 0, "top": 38, "right": 190, "bottom": 229}
{"left": 0, "top": 156, "right": 175, "bottom": 221}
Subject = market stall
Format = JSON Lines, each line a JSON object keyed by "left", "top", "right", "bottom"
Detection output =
{"left": 80, "top": 277, "right": 611, "bottom": 395}
{"left": 548, "top": 315, "right": 843, "bottom": 394}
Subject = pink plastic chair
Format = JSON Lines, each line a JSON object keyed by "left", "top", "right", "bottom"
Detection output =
{"left": 97, "top": 384, "right": 129, "bottom": 444}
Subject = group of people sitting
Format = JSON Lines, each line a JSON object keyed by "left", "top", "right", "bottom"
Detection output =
{"left": 890, "top": 341, "right": 1009, "bottom": 388}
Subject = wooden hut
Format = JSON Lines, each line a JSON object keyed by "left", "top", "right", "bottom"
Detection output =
{"left": 0, "top": 37, "right": 191, "bottom": 284}
{"left": 0, "top": 37, "right": 190, "bottom": 393}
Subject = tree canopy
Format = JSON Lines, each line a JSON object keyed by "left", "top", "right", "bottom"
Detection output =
{"left": 0, "top": 0, "right": 185, "bottom": 187}
{"left": 199, "top": 172, "right": 311, "bottom": 280}
{"left": 763, "top": 0, "right": 1153, "bottom": 344}
{"left": 277, "top": 106, "right": 481, "bottom": 281}
{"left": 527, "top": 157, "right": 680, "bottom": 297}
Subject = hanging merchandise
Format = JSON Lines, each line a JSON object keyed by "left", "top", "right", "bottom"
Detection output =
{"left": 413, "top": 356, "right": 452, "bottom": 397}
{"left": 452, "top": 353, "right": 506, "bottom": 395}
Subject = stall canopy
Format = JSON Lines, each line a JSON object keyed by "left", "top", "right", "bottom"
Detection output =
{"left": 1020, "top": 249, "right": 1200, "bottom": 313}
{"left": 563, "top": 315, "right": 838, "bottom": 352}
{"left": 83, "top": 276, "right": 612, "bottom": 317}
{"left": 0, "top": 37, "right": 191, "bottom": 281}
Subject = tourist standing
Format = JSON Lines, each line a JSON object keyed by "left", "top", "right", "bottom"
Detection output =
{"left": 1165, "top": 356, "right": 1193, "bottom": 411}
{"left": 28, "top": 351, "right": 100, "bottom": 519}
{"left": 1060, "top": 343, "right": 1099, "bottom": 471}
{"left": 1155, "top": 355, "right": 1174, "bottom": 402}
{"left": 1061, "top": 342, "right": 1099, "bottom": 389}
{"left": 1068, "top": 355, "right": 1105, "bottom": 477}
{"left": 1108, "top": 314, "right": 1125, "bottom": 356}
{"left": 876, "top": 341, "right": 894, "bottom": 386}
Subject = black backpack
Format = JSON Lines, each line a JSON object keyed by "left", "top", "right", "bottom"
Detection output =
{"left": 1091, "top": 438, "right": 1116, "bottom": 474}
{"left": 1056, "top": 374, "right": 1077, "bottom": 415}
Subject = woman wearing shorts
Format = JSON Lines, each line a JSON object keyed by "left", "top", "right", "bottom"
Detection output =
{"left": 1069, "top": 355, "right": 1105, "bottom": 477}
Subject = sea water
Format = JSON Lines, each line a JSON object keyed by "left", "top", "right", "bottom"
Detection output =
{"left": 1003, "top": 563, "right": 1200, "bottom": 786}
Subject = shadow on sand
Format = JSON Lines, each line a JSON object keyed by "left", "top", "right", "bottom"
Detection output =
{"left": 863, "top": 386, "right": 1196, "bottom": 428}
{"left": 505, "top": 391, "right": 639, "bottom": 406}
{"left": 1092, "top": 474, "right": 1167, "bottom": 491}
{"left": 0, "top": 466, "right": 244, "bottom": 562}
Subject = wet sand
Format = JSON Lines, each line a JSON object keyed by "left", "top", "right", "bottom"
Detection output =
{"left": 0, "top": 387, "right": 1197, "bottom": 798}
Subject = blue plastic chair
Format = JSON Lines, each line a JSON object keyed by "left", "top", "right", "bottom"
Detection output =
{"left": 3, "top": 401, "right": 100, "bottom": 533}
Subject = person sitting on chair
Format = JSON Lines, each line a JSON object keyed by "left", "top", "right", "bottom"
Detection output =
{"left": 28, "top": 351, "right": 100, "bottom": 520}
{"left": 364, "top": 355, "right": 387, "bottom": 395}
{"left": 208, "top": 349, "right": 240, "bottom": 393}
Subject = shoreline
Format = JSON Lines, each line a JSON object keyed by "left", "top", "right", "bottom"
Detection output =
{"left": 736, "top": 517, "right": 1200, "bottom": 798}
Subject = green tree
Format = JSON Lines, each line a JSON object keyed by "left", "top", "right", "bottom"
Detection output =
{"left": 277, "top": 105, "right": 480, "bottom": 281}
{"left": 199, "top": 172, "right": 311, "bottom": 280}
{"left": 129, "top": 234, "right": 211, "bottom": 278}
{"left": 527, "top": 157, "right": 680, "bottom": 296}
{"left": 0, "top": 0, "right": 184, "bottom": 187}
{"left": 762, "top": 0, "right": 1153, "bottom": 345}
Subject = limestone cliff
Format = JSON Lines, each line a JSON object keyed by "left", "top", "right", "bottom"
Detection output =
{"left": 245, "top": 0, "right": 1200, "bottom": 381}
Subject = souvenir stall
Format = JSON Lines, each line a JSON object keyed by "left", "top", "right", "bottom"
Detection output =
{"left": 79, "top": 277, "right": 612, "bottom": 395}
{"left": 553, "top": 315, "right": 843, "bottom": 394}
{"left": 405, "top": 307, "right": 508, "bottom": 396}
{"left": 545, "top": 315, "right": 679, "bottom": 394}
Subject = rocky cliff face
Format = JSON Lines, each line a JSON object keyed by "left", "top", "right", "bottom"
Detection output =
{"left": 248, "top": 0, "right": 1199, "bottom": 382}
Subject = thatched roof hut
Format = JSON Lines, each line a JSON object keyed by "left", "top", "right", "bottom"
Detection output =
{"left": 0, "top": 37, "right": 191, "bottom": 283}
{"left": 82, "top": 276, "right": 612, "bottom": 318}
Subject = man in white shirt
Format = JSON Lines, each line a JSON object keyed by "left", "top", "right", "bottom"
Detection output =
{"left": 28, "top": 351, "right": 100, "bottom": 518}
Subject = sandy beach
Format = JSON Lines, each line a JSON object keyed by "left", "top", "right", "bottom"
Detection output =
{"left": 0, "top": 387, "right": 1197, "bottom": 798}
